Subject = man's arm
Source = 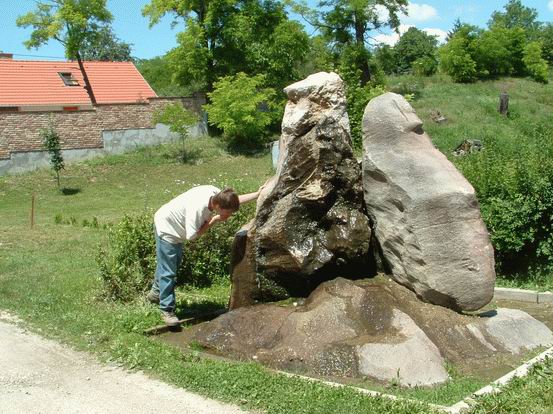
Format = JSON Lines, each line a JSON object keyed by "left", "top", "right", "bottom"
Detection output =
{"left": 239, "top": 181, "right": 269, "bottom": 204}
{"left": 195, "top": 215, "right": 223, "bottom": 238}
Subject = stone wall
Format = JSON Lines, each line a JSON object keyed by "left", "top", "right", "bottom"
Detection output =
{"left": 0, "top": 96, "right": 206, "bottom": 173}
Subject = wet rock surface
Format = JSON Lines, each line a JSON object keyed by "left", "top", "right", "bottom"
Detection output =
{"left": 193, "top": 277, "right": 553, "bottom": 387}
{"left": 361, "top": 92, "right": 496, "bottom": 312}
{"left": 229, "top": 72, "right": 371, "bottom": 307}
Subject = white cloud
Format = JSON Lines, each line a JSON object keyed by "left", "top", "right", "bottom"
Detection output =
{"left": 549, "top": 0, "right": 553, "bottom": 12}
{"left": 374, "top": 25, "right": 412, "bottom": 46}
{"left": 422, "top": 28, "right": 448, "bottom": 44}
{"left": 374, "top": 26, "right": 447, "bottom": 47}
{"left": 404, "top": 3, "right": 438, "bottom": 23}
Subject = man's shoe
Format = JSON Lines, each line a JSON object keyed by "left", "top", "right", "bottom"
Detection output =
{"left": 146, "top": 290, "right": 160, "bottom": 304}
{"left": 161, "top": 310, "right": 180, "bottom": 327}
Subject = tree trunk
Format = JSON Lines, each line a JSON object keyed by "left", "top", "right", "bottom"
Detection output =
{"left": 76, "top": 52, "right": 97, "bottom": 105}
{"left": 354, "top": 12, "right": 371, "bottom": 86}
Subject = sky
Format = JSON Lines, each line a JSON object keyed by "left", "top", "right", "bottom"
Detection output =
{"left": 1, "top": 0, "right": 553, "bottom": 60}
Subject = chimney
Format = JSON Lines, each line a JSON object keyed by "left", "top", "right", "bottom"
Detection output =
{"left": 0, "top": 53, "right": 13, "bottom": 60}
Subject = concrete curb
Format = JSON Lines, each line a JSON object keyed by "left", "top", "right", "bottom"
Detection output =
{"left": 443, "top": 346, "right": 553, "bottom": 414}
{"left": 493, "top": 287, "right": 553, "bottom": 303}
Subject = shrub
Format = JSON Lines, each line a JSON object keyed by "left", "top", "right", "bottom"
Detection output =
{"left": 412, "top": 56, "right": 438, "bottom": 77}
{"left": 455, "top": 123, "right": 553, "bottom": 274}
{"left": 41, "top": 126, "right": 65, "bottom": 189}
{"left": 204, "top": 73, "right": 277, "bottom": 151}
{"left": 97, "top": 212, "right": 157, "bottom": 301}
{"left": 153, "top": 103, "right": 198, "bottom": 163}
{"left": 439, "top": 29, "right": 478, "bottom": 83}
{"left": 97, "top": 204, "right": 256, "bottom": 301}
{"left": 523, "top": 41, "right": 549, "bottom": 83}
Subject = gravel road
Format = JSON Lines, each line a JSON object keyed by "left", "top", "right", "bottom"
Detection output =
{"left": 0, "top": 312, "right": 248, "bottom": 414}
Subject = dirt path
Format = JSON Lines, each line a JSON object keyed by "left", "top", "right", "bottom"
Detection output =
{"left": 0, "top": 312, "right": 248, "bottom": 414}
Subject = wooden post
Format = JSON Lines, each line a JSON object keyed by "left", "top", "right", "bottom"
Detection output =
{"left": 30, "top": 193, "right": 35, "bottom": 229}
{"left": 499, "top": 92, "right": 509, "bottom": 116}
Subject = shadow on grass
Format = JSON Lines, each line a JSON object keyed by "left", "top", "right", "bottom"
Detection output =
{"left": 61, "top": 187, "right": 81, "bottom": 196}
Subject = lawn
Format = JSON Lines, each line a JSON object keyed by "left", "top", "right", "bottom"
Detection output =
{"left": 1, "top": 76, "right": 553, "bottom": 413}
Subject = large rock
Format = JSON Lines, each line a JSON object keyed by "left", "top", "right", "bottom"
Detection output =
{"left": 229, "top": 72, "right": 371, "bottom": 307}
{"left": 361, "top": 93, "right": 495, "bottom": 311}
{"left": 194, "top": 277, "right": 553, "bottom": 387}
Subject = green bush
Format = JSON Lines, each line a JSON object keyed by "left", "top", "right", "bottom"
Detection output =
{"left": 97, "top": 212, "right": 157, "bottom": 301}
{"left": 523, "top": 41, "right": 549, "bottom": 83}
{"left": 204, "top": 73, "right": 277, "bottom": 151}
{"left": 97, "top": 204, "right": 256, "bottom": 301}
{"left": 455, "top": 123, "right": 553, "bottom": 274}
{"left": 412, "top": 56, "right": 438, "bottom": 77}
{"left": 439, "top": 28, "right": 478, "bottom": 83}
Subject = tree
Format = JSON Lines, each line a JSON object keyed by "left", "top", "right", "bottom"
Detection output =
{"left": 80, "top": 24, "right": 132, "bottom": 61}
{"left": 41, "top": 126, "right": 65, "bottom": 190}
{"left": 153, "top": 103, "right": 198, "bottom": 162}
{"left": 523, "top": 41, "right": 549, "bottom": 83}
{"left": 439, "top": 26, "right": 478, "bottom": 83}
{"left": 446, "top": 18, "right": 463, "bottom": 42}
{"left": 373, "top": 44, "right": 397, "bottom": 74}
{"left": 17, "top": 0, "right": 113, "bottom": 105}
{"left": 204, "top": 73, "right": 277, "bottom": 150}
{"left": 135, "top": 56, "right": 193, "bottom": 96}
{"left": 488, "top": 0, "right": 541, "bottom": 37}
{"left": 539, "top": 23, "right": 553, "bottom": 64}
{"left": 291, "top": 0, "right": 408, "bottom": 86}
{"left": 393, "top": 27, "right": 437, "bottom": 73}
{"left": 143, "top": 0, "right": 308, "bottom": 93}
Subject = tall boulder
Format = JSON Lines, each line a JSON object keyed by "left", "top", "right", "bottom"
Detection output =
{"left": 361, "top": 92, "right": 495, "bottom": 311}
{"left": 229, "top": 72, "right": 371, "bottom": 308}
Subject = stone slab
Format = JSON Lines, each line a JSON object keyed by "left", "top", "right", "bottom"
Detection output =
{"left": 493, "top": 287, "right": 538, "bottom": 303}
{"left": 538, "top": 291, "right": 553, "bottom": 304}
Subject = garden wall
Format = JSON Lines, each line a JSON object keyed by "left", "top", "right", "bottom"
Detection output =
{"left": 0, "top": 96, "right": 207, "bottom": 175}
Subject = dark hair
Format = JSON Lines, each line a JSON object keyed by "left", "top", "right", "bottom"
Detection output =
{"left": 213, "top": 188, "right": 240, "bottom": 211}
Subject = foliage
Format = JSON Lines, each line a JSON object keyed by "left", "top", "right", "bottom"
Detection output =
{"left": 393, "top": 27, "right": 438, "bottom": 73}
{"left": 180, "top": 203, "right": 255, "bottom": 286}
{"left": 488, "top": 0, "right": 541, "bottom": 35}
{"left": 523, "top": 41, "right": 549, "bottom": 83}
{"left": 143, "top": 0, "right": 309, "bottom": 94}
{"left": 153, "top": 103, "right": 198, "bottom": 163}
{"left": 97, "top": 212, "right": 156, "bottom": 301}
{"left": 290, "top": 0, "right": 408, "bottom": 85}
{"left": 96, "top": 203, "right": 256, "bottom": 301}
{"left": 135, "top": 56, "right": 195, "bottom": 96}
{"left": 41, "top": 126, "right": 65, "bottom": 190}
{"left": 16, "top": 0, "right": 113, "bottom": 60}
{"left": 540, "top": 23, "right": 553, "bottom": 64}
{"left": 79, "top": 24, "right": 133, "bottom": 61}
{"left": 297, "top": 35, "right": 335, "bottom": 79}
{"left": 204, "top": 73, "right": 277, "bottom": 150}
{"left": 412, "top": 56, "right": 438, "bottom": 77}
{"left": 337, "top": 44, "right": 388, "bottom": 147}
{"left": 373, "top": 44, "right": 397, "bottom": 75}
{"left": 439, "top": 26, "right": 478, "bottom": 83}
{"left": 455, "top": 123, "right": 553, "bottom": 274}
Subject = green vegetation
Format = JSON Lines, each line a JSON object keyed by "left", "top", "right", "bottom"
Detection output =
{"left": 40, "top": 126, "right": 65, "bottom": 190}
{"left": 205, "top": 73, "right": 278, "bottom": 150}
{"left": 398, "top": 74, "right": 553, "bottom": 288}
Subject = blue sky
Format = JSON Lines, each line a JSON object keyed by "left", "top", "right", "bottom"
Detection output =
{"left": 1, "top": 1, "right": 552, "bottom": 60}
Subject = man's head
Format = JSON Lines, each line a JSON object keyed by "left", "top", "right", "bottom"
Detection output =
{"left": 212, "top": 188, "right": 240, "bottom": 220}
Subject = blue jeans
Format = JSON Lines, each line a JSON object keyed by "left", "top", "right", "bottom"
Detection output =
{"left": 152, "top": 229, "right": 183, "bottom": 312}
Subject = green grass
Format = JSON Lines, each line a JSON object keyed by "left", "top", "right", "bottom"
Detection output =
{"left": 0, "top": 137, "right": 432, "bottom": 414}
{"left": 1, "top": 86, "right": 553, "bottom": 413}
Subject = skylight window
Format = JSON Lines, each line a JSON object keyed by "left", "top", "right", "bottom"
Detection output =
{"left": 59, "top": 72, "right": 79, "bottom": 86}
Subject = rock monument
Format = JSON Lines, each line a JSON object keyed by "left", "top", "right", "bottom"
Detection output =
{"left": 361, "top": 92, "right": 496, "bottom": 311}
{"left": 229, "top": 72, "right": 371, "bottom": 308}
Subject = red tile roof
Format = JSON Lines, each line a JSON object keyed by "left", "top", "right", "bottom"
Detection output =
{"left": 0, "top": 60, "right": 157, "bottom": 106}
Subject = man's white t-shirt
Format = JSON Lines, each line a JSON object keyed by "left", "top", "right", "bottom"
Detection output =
{"left": 154, "top": 185, "right": 220, "bottom": 244}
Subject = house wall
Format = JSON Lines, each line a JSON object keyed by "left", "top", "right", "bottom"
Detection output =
{"left": 0, "top": 96, "right": 207, "bottom": 174}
